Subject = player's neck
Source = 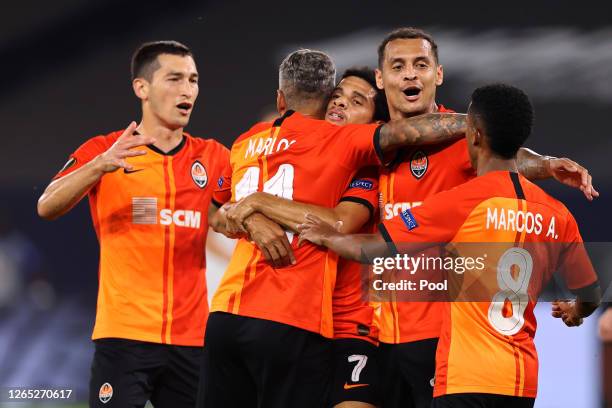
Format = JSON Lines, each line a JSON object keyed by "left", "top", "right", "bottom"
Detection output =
{"left": 475, "top": 154, "right": 518, "bottom": 177}
{"left": 287, "top": 101, "right": 326, "bottom": 120}
{"left": 138, "top": 120, "right": 184, "bottom": 153}
{"left": 389, "top": 101, "right": 438, "bottom": 120}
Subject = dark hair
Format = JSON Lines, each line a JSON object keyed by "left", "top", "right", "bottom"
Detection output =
{"left": 470, "top": 84, "right": 534, "bottom": 159}
{"left": 377, "top": 27, "right": 439, "bottom": 67}
{"left": 131, "top": 40, "right": 192, "bottom": 81}
{"left": 279, "top": 49, "right": 336, "bottom": 106}
{"left": 340, "top": 67, "right": 390, "bottom": 122}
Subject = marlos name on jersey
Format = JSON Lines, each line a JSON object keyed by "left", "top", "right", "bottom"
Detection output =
{"left": 245, "top": 135, "right": 296, "bottom": 159}
{"left": 486, "top": 207, "right": 558, "bottom": 238}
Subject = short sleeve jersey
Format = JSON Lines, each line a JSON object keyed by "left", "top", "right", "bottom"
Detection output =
{"left": 379, "top": 171, "right": 597, "bottom": 398}
{"left": 377, "top": 105, "right": 476, "bottom": 344}
{"left": 211, "top": 110, "right": 382, "bottom": 337}
{"left": 55, "top": 130, "right": 231, "bottom": 346}
{"left": 334, "top": 166, "right": 380, "bottom": 344}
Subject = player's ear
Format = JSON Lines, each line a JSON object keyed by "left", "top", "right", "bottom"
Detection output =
{"left": 435, "top": 64, "right": 444, "bottom": 86}
{"left": 276, "top": 90, "right": 287, "bottom": 116}
{"left": 375, "top": 68, "right": 384, "bottom": 90}
{"left": 473, "top": 128, "right": 483, "bottom": 147}
{"left": 133, "top": 78, "right": 148, "bottom": 100}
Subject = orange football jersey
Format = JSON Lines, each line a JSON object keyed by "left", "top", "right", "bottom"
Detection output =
{"left": 333, "top": 167, "right": 380, "bottom": 344}
{"left": 211, "top": 110, "right": 382, "bottom": 337}
{"left": 55, "top": 130, "right": 231, "bottom": 346}
{"left": 377, "top": 105, "right": 476, "bottom": 344}
{"left": 380, "top": 171, "right": 597, "bottom": 398}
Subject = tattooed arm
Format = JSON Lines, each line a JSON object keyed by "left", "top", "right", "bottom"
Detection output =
{"left": 377, "top": 113, "right": 467, "bottom": 153}
{"left": 517, "top": 148, "right": 598, "bottom": 200}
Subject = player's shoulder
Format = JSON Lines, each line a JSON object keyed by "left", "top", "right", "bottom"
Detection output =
{"left": 77, "top": 130, "right": 122, "bottom": 152}
{"left": 521, "top": 176, "right": 573, "bottom": 219}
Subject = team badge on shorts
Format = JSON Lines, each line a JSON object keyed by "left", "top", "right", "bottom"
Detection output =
{"left": 410, "top": 150, "right": 428, "bottom": 179}
{"left": 191, "top": 160, "right": 208, "bottom": 188}
{"left": 99, "top": 382, "right": 113, "bottom": 404}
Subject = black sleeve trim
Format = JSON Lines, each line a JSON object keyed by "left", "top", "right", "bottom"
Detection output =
{"left": 211, "top": 199, "right": 223, "bottom": 209}
{"left": 339, "top": 196, "right": 374, "bottom": 222}
{"left": 373, "top": 124, "right": 386, "bottom": 165}
{"left": 377, "top": 223, "right": 399, "bottom": 256}
{"left": 569, "top": 281, "right": 600, "bottom": 298}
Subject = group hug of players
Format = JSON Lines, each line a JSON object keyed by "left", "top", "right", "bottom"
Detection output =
{"left": 37, "top": 27, "right": 602, "bottom": 408}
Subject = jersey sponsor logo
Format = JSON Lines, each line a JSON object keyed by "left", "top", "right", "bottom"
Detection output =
{"left": 132, "top": 197, "right": 201, "bottom": 229}
{"left": 132, "top": 197, "right": 158, "bottom": 224}
{"left": 343, "top": 383, "right": 369, "bottom": 390}
{"left": 160, "top": 209, "right": 202, "bottom": 229}
{"left": 382, "top": 201, "right": 423, "bottom": 220}
{"left": 410, "top": 150, "right": 428, "bottom": 179}
{"left": 59, "top": 157, "right": 77, "bottom": 173}
{"left": 191, "top": 160, "right": 208, "bottom": 188}
{"left": 98, "top": 382, "right": 113, "bottom": 404}
{"left": 349, "top": 179, "right": 374, "bottom": 190}
{"left": 400, "top": 208, "right": 418, "bottom": 230}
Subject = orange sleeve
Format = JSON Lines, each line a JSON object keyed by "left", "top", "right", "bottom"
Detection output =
{"left": 339, "top": 167, "right": 379, "bottom": 221}
{"left": 53, "top": 135, "right": 111, "bottom": 180}
{"left": 211, "top": 144, "right": 232, "bottom": 207}
{"left": 378, "top": 189, "right": 466, "bottom": 251}
{"left": 558, "top": 213, "right": 598, "bottom": 290}
{"left": 323, "top": 122, "right": 382, "bottom": 169}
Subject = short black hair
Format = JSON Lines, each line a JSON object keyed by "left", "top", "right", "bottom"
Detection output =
{"left": 340, "top": 66, "right": 390, "bottom": 122}
{"left": 131, "top": 40, "right": 192, "bottom": 81}
{"left": 378, "top": 27, "right": 439, "bottom": 68}
{"left": 470, "top": 84, "right": 534, "bottom": 159}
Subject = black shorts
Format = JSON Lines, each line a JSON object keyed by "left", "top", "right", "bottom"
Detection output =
{"left": 431, "top": 393, "right": 535, "bottom": 408}
{"left": 378, "top": 338, "right": 438, "bottom": 408}
{"left": 198, "top": 311, "right": 332, "bottom": 408}
{"left": 89, "top": 338, "right": 202, "bottom": 408}
{"left": 329, "top": 338, "right": 380, "bottom": 407}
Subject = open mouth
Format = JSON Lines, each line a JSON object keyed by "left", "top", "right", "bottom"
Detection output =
{"left": 402, "top": 87, "right": 422, "bottom": 100}
{"left": 176, "top": 102, "right": 192, "bottom": 113}
{"left": 326, "top": 109, "right": 346, "bottom": 123}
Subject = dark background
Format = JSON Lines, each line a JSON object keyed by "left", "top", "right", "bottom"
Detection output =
{"left": 0, "top": 0, "right": 610, "bottom": 404}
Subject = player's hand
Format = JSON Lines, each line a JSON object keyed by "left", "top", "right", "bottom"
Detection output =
{"left": 598, "top": 307, "right": 612, "bottom": 342}
{"left": 297, "top": 214, "right": 343, "bottom": 247}
{"left": 551, "top": 300, "right": 584, "bottom": 327}
{"left": 244, "top": 213, "right": 296, "bottom": 267}
{"left": 548, "top": 158, "right": 599, "bottom": 201}
{"left": 94, "top": 122, "right": 156, "bottom": 173}
{"left": 225, "top": 195, "right": 259, "bottom": 235}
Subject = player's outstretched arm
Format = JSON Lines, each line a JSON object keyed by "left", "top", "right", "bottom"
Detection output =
{"left": 224, "top": 192, "right": 370, "bottom": 235}
{"left": 37, "top": 122, "right": 155, "bottom": 220}
{"left": 297, "top": 214, "right": 388, "bottom": 262}
{"left": 377, "top": 113, "right": 466, "bottom": 153}
{"left": 516, "top": 148, "right": 598, "bottom": 201}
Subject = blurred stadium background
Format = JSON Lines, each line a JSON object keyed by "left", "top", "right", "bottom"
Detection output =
{"left": 0, "top": 0, "right": 610, "bottom": 406}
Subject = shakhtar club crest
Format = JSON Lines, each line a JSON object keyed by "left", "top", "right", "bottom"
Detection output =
{"left": 191, "top": 160, "right": 208, "bottom": 188}
{"left": 410, "top": 150, "right": 428, "bottom": 179}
